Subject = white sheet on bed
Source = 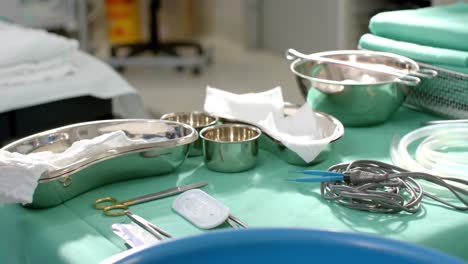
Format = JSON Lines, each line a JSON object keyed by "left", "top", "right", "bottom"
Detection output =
{"left": 0, "top": 50, "right": 149, "bottom": 118}
{"left": 0, "top": 21, "right": 78, "bottom": 68}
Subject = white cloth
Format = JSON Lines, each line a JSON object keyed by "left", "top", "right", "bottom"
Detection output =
{"left": 204, "top": 86, "right": 286, "bottom": 124}
{"left": 0, "top": 63, "right": 76, "bottom": 86}
{"left": 0, "top": 21, "right": 78, "bottom": 85}
{"left": 0, "top": 50, "right": 148, "bottom": 118}
{"left": 0, "top": 131, "right": 163, "bottom": 204}
{"left": 112, "top": 223, "right": 159, "bottom": 248}
{"left": 204, "top": 87, "right": 339, "bottom": 162}
{"left": 24, "top": 131, "right": 156, "bottom": 170}
{"left": 0, "top": 55, "right": 71, "bottom": 78}
{"left": 0, "top": 21, "right": 78, "bottom": 68}
{"left": 0, "top": 22, "right": 147, "bottom": 118}
{"left": 0, "top": 151, "right": 49, "bottom": 205}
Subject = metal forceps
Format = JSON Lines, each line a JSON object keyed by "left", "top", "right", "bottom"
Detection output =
{"left": 94, "top": 181, "right": 208, "bottom": 216}
{"left": 226, "top": 214, "right": 248, "bottom": 229}
{"left": 125, "top": 211, "right": 172, "bottom": 240}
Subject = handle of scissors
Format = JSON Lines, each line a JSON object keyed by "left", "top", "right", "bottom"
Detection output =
{"left": 102, "top": 204, "right": 129, "bottom": 216}
{"left": 93, "top": 196, "right": 119, "bottom": 209}
{"left": 94, "top": 197, "right": 130, "bottom": 216}
{"left": 93, "top": 182, "right": 209, "bottom": 216}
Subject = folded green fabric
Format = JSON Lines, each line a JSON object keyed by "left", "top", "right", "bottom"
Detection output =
{"left": 359, "top": 34, "right": 468, "bottom": 68}
{"left": 430, "top": 63, "right": 468, "bottom": 75}
{"left": 370, "top": 2, "right": 468, "bottom": 51}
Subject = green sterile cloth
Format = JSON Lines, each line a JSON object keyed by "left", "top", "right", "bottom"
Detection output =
{"left": 0, "top": 107, "right": 467, "bottom": 263}
{"left": 359, "top": 34, "right": 468, "bottom": 68}
{"left": 370, "top": 2, "right": 468, "bottom": 52}
{"left": 432, "top": 63, "right": 468, "bottom": 75}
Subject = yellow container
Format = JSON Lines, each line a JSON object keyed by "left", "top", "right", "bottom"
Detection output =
{"left": 106, "top": 0, "right": 142, "bottom": 45}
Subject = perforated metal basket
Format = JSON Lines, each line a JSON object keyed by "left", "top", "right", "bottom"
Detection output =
{"left": 405, "top": 63, "right": 468, "bottom": 118}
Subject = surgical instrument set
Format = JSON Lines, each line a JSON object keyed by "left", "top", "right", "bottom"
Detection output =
{"left": 94, "top": 181, "right": 208, "bottom": 216}
{"left": 111, "top": 187, "right": 247, "bottom": 247}
{"left": 173, "top": 189, "right": 248, "bottom": 229}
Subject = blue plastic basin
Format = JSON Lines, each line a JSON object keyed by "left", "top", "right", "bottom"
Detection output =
{"left": 104, "top": 228, "right": 465, "bottom": 264}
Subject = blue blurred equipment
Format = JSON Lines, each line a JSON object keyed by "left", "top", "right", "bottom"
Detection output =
{"left": 102, "top": 228, "right": 466, "bottom": 264}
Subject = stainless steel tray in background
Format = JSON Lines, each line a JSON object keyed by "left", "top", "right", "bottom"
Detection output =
{"left": 2, "top": 119, "right": 198, "bottom": 208}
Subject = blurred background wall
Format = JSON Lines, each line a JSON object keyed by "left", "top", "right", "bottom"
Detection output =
{"left": 0, "top": 0, "right": 462, "bottom": 117}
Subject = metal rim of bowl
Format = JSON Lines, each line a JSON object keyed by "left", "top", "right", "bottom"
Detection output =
{"left": 220, "top": 107, "right": 344, "bottom": 144}
{"left": 2, "top": 119, "right": 198, "bottom": 153}
{"left": 200, "top": 124, "right": 262, "bottom": 144}
{"left": 261, "top": 110, "right": 344, "bottom": 145}
{"left": 161, "top": 111, "right": 218, "bottom": 128}
{"left": 290, "top": 49, "right": 420, "bottom": 86}
{"left": 281, "top": 103, "right": 345, "bottom": 143}
{"left": 315, "top": 111, "right": 344, "bottom": 143}
{"left": 2, "top": 119, "right": 198, "bottom": 182}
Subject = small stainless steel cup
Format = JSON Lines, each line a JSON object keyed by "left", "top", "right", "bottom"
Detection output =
{"left": 161, "top": 111, "right": 218, "bottom": 156}
{"left": 200, "top": 124, "right": 262, "bottom": 173}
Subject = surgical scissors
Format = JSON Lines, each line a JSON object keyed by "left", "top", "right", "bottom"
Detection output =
{"left": 94, "top": 181, "right": 208, "bottom": 216}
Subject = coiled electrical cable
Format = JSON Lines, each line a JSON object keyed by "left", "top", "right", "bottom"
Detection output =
{"left": 320, "top": 160, "right": 468, "bottom": 214}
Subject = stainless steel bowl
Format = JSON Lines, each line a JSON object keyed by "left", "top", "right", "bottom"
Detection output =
{"left": 258, "top": 110, "right": 344, "bottom": 166}
{"left": 290, "top": 50, "right": 422, "bottom": 126}
{"left": 161, "top": 111, "right": 218, "bottom": 156}
{"left": 200, "top": 124, "right": 261, "bottom": 173}
{"left": 220, "top": 105, "right": 344, "bottom": 166}
{"left": 2, "top": 119, "right": 197, "bottom": 208}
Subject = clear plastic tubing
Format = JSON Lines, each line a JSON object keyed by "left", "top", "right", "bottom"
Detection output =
{"left": 390, "top": 123, "right": 468, "bottom": 178}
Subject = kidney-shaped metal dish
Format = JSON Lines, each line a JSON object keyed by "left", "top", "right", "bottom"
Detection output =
{"left": 2, "top": 119, "right": 198, "bottom": 208}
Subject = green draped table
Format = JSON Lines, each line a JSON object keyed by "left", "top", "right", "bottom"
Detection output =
{"left": 1, "top": 107, "right": 467, "bottom": 263}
